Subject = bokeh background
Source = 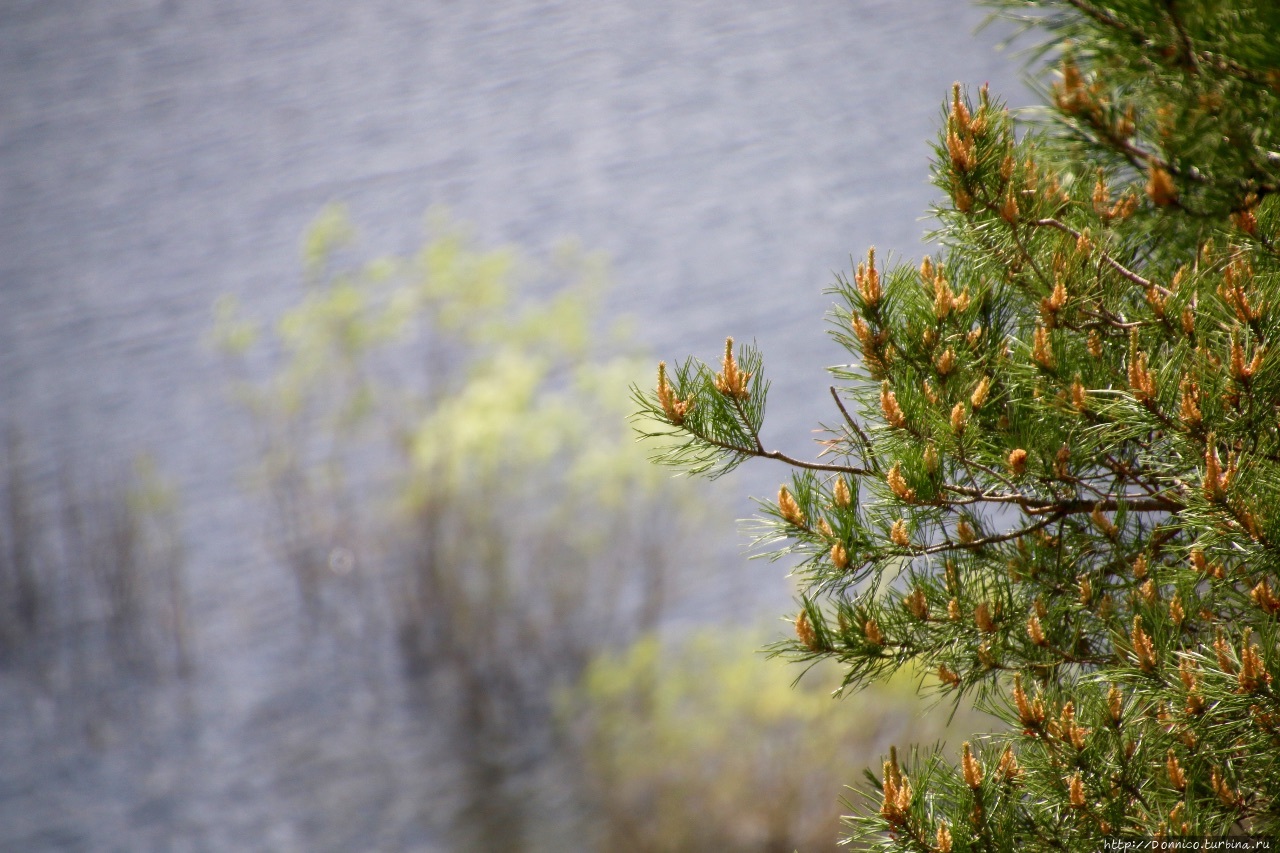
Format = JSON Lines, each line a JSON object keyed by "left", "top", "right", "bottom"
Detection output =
{"left": 1, "top": 2, "right": 1033, "bottom": 850}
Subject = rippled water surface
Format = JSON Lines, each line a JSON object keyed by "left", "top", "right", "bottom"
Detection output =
{"left": 1, "top": 2, "right": 1032, "bottom": 849}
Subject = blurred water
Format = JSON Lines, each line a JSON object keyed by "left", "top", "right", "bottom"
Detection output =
{"left": 0, "top": 1, "right": 1033, "bottom": 849}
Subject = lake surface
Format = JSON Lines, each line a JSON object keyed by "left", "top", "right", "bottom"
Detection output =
{"left": 0, "top": 1, "right": 1033, "bottom": 849}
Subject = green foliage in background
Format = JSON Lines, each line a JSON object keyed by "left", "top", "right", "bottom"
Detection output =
{"left": 213, "top": 206, "right": 688, "bottom": 591}
{"left": 565, "top": 628, "right": 992, "bottom": 853}
{"left": 214, "top": 208, "right": 712, "bottom": 849}
{"left": 635, "top": 1, "right": 1280, "bottom": 848}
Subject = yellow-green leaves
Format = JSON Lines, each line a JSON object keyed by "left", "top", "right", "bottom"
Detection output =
{"left": 302, "top": 203, "right": 356, "bottom": 279}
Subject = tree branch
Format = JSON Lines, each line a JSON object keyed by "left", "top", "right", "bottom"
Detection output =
{"left": 830, "top": 385, "right": 880, "bottom": 472}
{"left": 917, "top": 511, "right": 1064, "bottom": 556}
{"left": 1030, "top": 218, "right": 1171, "bottom": 296}
{"left": 684, "top": 422, "right": 874, "bottom": 477}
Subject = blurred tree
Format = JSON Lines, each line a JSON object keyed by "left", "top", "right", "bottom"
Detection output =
{"left": 0, "top": 439, "right": 189, "bottom": 732}
{"left": 635, "top": 1, "right": 1280, "bottom": 847}
{"left": 214, "top": 208, "right": 712, "bottom": 849}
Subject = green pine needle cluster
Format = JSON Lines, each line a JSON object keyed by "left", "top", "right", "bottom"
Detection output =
{"left": 633, "top": 1, "right": 1280, "bottom": 848}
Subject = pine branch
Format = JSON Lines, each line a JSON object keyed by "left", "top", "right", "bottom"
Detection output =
{"left": 638, "top": 6, "right": 1280, "bottom": 845}
{"left": 682, "top": 420, "right": 874, "bottom": 476}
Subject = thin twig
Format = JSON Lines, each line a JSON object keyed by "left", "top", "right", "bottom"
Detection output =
{"left": 1030, "top": 218, "right": 1171, "bottom": 296}
{"left": 1163, "top": 0, "right": 1200, "bottom": 73}
{"left": 916, "top": 511, "right": 1064, "bottom": 556}
{"left": 829, "top": 385, "right": 880, "bottom": 471}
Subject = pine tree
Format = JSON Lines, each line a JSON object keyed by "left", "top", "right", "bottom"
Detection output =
{"left": 635, "top": 1, "right": 1280, "bottom": 847}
